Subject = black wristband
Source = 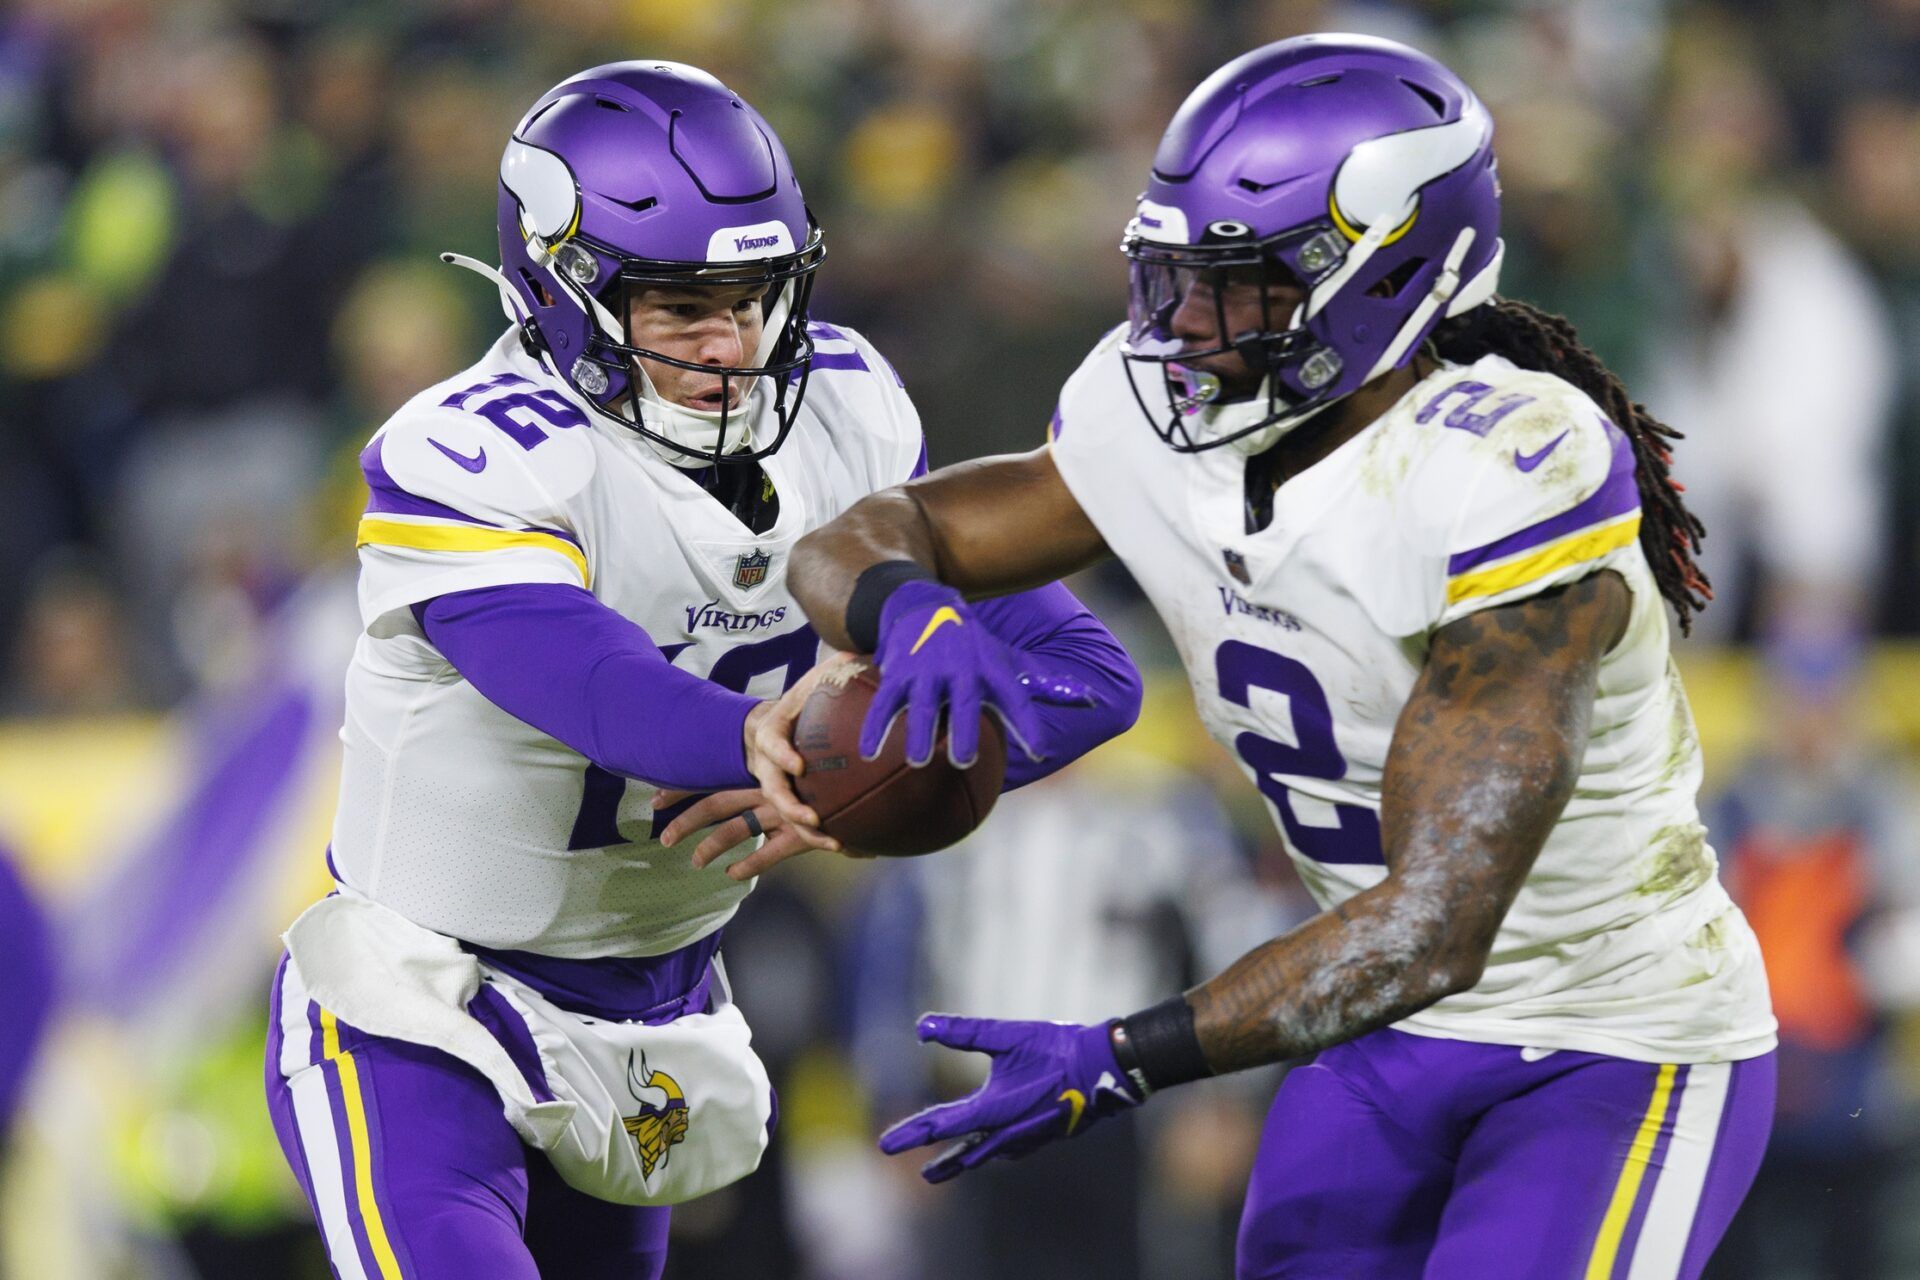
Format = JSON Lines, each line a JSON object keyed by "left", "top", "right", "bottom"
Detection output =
{"left": 844, "top": 559, "right": 937, "bottom": 652}
{"left": 1111, "top": 996, "right": 1213, "bottom": 1095}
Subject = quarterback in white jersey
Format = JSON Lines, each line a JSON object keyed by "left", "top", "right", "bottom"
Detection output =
{"left": 775, "top": 36, "right": 1776, "bottom": 1280}
{"left": 265, "top": 62, "right": 1137, "bottom": 1280}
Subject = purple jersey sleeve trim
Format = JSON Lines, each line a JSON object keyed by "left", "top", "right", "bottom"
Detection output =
{"left": 909, "top": 439, "right": 929, "bottom": 480}
{"left": 809, "top": 350, "right": 871, "bottom": 374}
{"left": 361, "top": 435, "right": 494, "bottom": 526}
{"left": 974, "top": 583, "right": 1141, "bottom": 790}
{"left": 1445, "top": 421, "right": 1639, "bottom": 576}
{"left": 361, "top": 439, "right": 588, "bottom": 555}
{"left": 414, "top": 584, "right": 756, "bottom": 792}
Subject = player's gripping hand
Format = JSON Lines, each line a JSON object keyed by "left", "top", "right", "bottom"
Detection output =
{"left": 654, "top": 784, "right": 868, "bottom": 881}
{"left": 866, "top": 582, "right": 1059, "bottom": 769}
{"left": 877, "top": 1014, "right": 1145, "bottom": 1184}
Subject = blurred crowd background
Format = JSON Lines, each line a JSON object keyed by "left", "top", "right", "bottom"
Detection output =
{"left": 2, "top": 0, "right": 1920, "bottom": 1276}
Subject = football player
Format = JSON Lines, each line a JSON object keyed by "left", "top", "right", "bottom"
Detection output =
{"left": 263, "top": 62, "right": 1138, "bottom": 1280}
{"left": 768, "top": 36, "right": 1776, "bottom": 1279}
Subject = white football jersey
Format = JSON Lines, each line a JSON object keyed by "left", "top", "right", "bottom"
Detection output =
{"left": 1051, "top": 330, "right": 1775, "bottom": 1064}
{"left": 333, "top": 323, "right": 920, "bottom": 958}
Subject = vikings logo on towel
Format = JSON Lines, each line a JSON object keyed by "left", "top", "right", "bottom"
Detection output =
{"left": 623, "top": 1050, "right": 690, "bottom": 1177}
{"left": 733, "top": 550, "right": 771, "bottom": 589}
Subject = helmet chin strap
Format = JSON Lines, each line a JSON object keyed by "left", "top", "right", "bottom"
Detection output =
{"left": 442, "top": 252, "right": 529, "bottom": 327}
{"left": 1361, "top": 227, "right": 1486, "bottom": 382}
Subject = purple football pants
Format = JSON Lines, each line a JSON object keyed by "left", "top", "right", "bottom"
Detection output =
{"left": 1238, "top": 1028, "right": 1775, "bottom": 1280}
{"left": 265, "top": 950, "right": 696, "bottom": 1279}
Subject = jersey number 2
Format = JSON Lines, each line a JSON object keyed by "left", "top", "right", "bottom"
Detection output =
{"left": 567, "top": 626, "right": 820, "bottom": 850}
{"left": 1215, "top": 641, "right": 1384, "bottom": 866}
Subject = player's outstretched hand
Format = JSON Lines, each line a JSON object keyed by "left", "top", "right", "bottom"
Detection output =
{"left": 877, "top": 1014, "right": 1144, "bottom": 1184}
{"left": 866, "top": 582, "right": 1051, "bottom": 769}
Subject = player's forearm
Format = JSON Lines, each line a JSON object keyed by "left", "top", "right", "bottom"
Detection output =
{"left": 416, "top": 584, "right": 757, "bottom": 792}
{"left": 791, "top": 450, "right": 1111, "bottom": 650}
{"left": 789, "top": 488, "right": 943, "bottom": 650}
{"left": 1185, "top": 878, "right": 1488, "bottom": 1072}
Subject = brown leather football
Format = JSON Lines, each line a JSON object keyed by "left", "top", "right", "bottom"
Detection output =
{"left": 791, "top": 660, "right": 1005, "bottom": 856}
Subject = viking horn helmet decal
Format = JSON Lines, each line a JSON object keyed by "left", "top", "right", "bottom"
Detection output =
{"left": 1327, "top": 99, "right": 1492, "bottom": 244}
{"left": 501, "top": 137, "right": 582, "bottom": 255}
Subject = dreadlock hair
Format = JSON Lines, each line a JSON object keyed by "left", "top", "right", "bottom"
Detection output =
{"left": 1428, "top": 296, "right": 1712, "bottom": 635}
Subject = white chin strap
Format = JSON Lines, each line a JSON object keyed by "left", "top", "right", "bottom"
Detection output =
{"left": 1361, "top": 228, "right": 1498, "bottom": 382}
{"left": 442, "top": 252, "right": 529, "bottom": 327}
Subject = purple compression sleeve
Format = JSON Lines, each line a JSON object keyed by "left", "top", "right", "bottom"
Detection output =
{"left": 974, "top": 582, "right": 1142, "bottom": 790}
{"left": 414, "top": 584, "right": 756, "bottom": 792}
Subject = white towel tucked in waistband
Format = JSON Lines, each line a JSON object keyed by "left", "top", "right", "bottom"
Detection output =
{"left": 284, "top": 891, "right": 773, "bottom": 1205}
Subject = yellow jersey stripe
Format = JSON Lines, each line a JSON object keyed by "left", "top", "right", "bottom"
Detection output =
{"left": 321, "top": 1008, "right": 406, "bottom": 1280}
{"left": 356, "top": 517, "right": 590, "bottom": 589}
{"left": 1584, "top": 1062, "right": 1678, "bottom": 1280}
{"left": 1446, "top": 513, "right": 1640, "bottom": 605}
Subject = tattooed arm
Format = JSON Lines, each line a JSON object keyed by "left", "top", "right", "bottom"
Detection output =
{"left": 1187, "top": 570, "right": 1631, "bottom": 1072}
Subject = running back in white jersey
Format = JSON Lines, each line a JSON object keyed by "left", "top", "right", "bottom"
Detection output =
{"left": 335, "top": 322, "right": 920, "bottom": 958}
{"left": 1051, "top": 329, "right": 1774, "bottom": 1064}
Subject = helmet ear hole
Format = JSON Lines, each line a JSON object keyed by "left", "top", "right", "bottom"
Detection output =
{"left": 1367, "top": 256, "right": 1428, "bottom": 300}
{"left": 518, "top": 268, "right": 555, "bottom": 308}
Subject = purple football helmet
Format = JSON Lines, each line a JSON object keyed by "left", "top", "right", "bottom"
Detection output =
{"left": 473, "top": 61, "right": 825, "bottom": 465}
{"left": 1121, "top": 35, "right": 1503, "bottom": 452}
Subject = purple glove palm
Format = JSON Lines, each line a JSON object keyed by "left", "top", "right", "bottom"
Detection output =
{"left": 862, "top": 581, "right": 1088, "bottom": 768}
{"left": 877, "top": 1014, "right": 1145, "bottom": 1184}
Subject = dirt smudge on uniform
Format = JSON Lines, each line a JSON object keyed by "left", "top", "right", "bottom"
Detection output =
{"left": 1659, "top": 659, "right": 1701, "bottom": 784}
{"left": 1635, "top": 822, "right": 1712, "bottom": 898}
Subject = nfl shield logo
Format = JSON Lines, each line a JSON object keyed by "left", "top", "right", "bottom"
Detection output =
{"left": 1222, "top": 548, "right": 1251, "bottom": 586}
{"left": 733, "top": 550, "right": 772, "bottom": 589}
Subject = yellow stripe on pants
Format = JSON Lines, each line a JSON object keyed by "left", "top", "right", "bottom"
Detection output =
{"left": 322, "top": 1008, "right": 405, "bottom": 1280}
{"left": 1585, "top": 1062, "right": 1678, "bottom": 1280}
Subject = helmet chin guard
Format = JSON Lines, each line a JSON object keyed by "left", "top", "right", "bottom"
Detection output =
{"left": 1119, "top": 35, "right": 1503, "bottom": 454}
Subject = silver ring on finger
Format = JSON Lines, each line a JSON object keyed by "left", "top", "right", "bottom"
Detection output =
{"left": 742, "top": 809, "right": 765, "bottom": 838}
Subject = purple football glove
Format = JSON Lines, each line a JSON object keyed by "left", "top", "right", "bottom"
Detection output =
{"left": 862, "top": 581, "right": 1090, "bottom": 768}
{"left": 877, "top": 1014, "right": 1145, "bottom": 1184}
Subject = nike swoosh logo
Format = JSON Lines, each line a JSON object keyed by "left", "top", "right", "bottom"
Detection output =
{"left": 1514, "top": 431, "right": 1569, "bottom": 473}
{"left": 909, "top": 606, "right": 963, "bottom": 655}
{"left": 1058, "top": 1088, "right": 1086, "bottom": 1135}
{"left": 430, "top": 438, "right": 487, "bottom": 473}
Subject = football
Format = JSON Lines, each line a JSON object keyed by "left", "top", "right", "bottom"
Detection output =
{"left": 791, "top": 660, "right": 1006, "bottom": 856}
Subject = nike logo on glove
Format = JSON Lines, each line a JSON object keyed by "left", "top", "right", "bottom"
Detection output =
{"left": 431, "top": 438, "right": 488, "bottom": 473}
{"left": 1513, "top": 431, "right": 1568, "bottom": 473}
{"left": 910, "top": 606, "right": 963, "bottom": 655}
{"left": 1058, "top": 1088, "right": 1086, "bottom": 1135}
